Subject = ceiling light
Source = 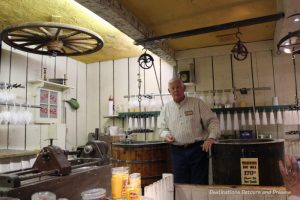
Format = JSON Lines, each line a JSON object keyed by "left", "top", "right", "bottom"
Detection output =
{"left": 277, "top": 30, "right": 300, "bottom": 56}
{"left": 288, "top": 13, "right": 300, "bottom": 23}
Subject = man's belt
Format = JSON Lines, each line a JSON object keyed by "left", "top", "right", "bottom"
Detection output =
{"left": 172, "top": 140, "right": 204, "bottom": 149}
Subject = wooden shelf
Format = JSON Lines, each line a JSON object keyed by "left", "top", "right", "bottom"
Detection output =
{"left": 118, "top": 111, "right": 160, "bottom": 118}
{"left": 103, "top": 115, "right": 120, "bottom": 118}
{"left": 28, "top": 80, "right": 73, "bottom": 92}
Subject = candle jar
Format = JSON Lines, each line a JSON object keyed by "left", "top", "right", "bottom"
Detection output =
{"left": 81, "top": 188, "right": 106, "bottom": 200}
{"left": 31, "top": 191, "right": 56, "bottom": 200}
{"left": 111, "top": 167, "right": 129, "bottom": 199}
{"left": 126, "top": 184, "right": 140, "bottom": 200}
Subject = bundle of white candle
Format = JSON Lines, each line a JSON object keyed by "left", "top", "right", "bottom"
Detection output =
{"left": 144, "top": 173, "right": 174, "bottom": 200}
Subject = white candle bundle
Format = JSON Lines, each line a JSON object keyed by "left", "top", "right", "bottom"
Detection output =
{"left": 226, "top": 112, "right": 232, "bottom": 131}
{"left": 219, "top": 112, "right": 225, "bottom": 131}
{"left": 233, "top": 112, "right": 239, "bottom": 130}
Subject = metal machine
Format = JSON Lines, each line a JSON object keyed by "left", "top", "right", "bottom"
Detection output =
{"left": 0, "top": 141, "right": 111, "bottom": 200}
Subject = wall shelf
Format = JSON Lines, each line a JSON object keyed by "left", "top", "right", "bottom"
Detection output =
{"left": 118, "top": 111, "right": 160, "bottom": 118}
{"left": 103, "top": 115, "right": 119, "bottom": 118}
{"left": 28, "top": 80, "right": 73, "bottom": 92}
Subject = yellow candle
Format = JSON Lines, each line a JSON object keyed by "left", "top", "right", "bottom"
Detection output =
{"left": 111, "top": 167, "right": 129, "bottom": 199}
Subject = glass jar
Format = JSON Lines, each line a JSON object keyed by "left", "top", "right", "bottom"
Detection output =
{"left": 111, "top": 166, "right": 129, "bottom": 199}
{"left": 129, "top": 173, "right": 141, "bottom": 188}
{"left": 81, "top": 188, "right": 106, "bottom": 200}
{"left": 126, "top": 184, "right": 140, "bottom": 200}
{"left": 31, "top": 191, "right": 56, "bottom": 200}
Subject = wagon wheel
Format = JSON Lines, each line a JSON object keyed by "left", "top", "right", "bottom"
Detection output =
{"left": 1, "top": 22, "right": 104, "bottom": 56}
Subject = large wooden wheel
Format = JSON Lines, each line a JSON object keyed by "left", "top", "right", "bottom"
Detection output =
{"left": 1, "top": 22, "right": 104, "bottom": 56}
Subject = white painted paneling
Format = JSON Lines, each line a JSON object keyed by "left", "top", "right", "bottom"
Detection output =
{"left": 43, "top": 55, "right": 55, "bottom": 81}
{"left": 40, "top": 125, "right": 49, "bottom": 148}
{"left": 232, "top": 55, "right": 252, "bottom": 107}
{"left": 129, "top": 57, "right": 140, "bottom": 99}
{"left": 213, "top": 55, "right": 232, "bottom": 90}
{"left": 145, "top": 53, "right": 161, "bottom": 95}
{"left": 26, "top": 53, "right": 42, "bottom": 151}
{"left": 77, "top": 62, "right": 87, "bottom": 146}
{"left": 273, "top": 55, "right": 295, "bottom": 104}
{"left": 27, "top": 53, "right": 42, "bottom": 81}
{"left": 0, "top": 43, "right": 11, "bottom": 83}
{"left": 161, "top": 58, "right": 174, "bottom": 104}
{"left": 252, "top": 51, "right": 274, "bottom": 106}
{"left": 26, "top": 125, "right": 41, "bottom": 150}
{"left": 55, "top": 57, "right": 67, "bottom": 79}
{"left": 114, "top": 58, "right": 128, "bottom": 128}
{"left": 0, "top": 126, "right": 8, "bottom": 149}
{"left": 100, "top": 61, "right": 113, "bottom": 131}
{"left": 86, "top": 62, "right": 100, "bottom": 134}
{"left": 9, "top": 48, "right": 27, "bottom": 149}
{"left": 65, "top": 58, "right": 77, "bottom": 150}
{"left": 195, "top": 57, "right": 213, "bottom": 91}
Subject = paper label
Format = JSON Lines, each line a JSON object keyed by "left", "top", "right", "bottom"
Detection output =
{"left": 240, "top": 158, "right": 259, "bottom": 185}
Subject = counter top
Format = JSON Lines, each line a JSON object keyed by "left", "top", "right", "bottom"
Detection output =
{"left": 0, "top": 149, "right": 39, "bottom": 159}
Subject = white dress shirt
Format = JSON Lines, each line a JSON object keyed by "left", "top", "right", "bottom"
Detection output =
{"left": 159, "top": 96, "right": 220, "bottom": 145}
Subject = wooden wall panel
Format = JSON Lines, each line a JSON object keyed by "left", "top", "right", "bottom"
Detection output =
{"left": 55, "top": 57, "right": 67, "bottom": 79}
{"left": 43, "top": 56, "right": 55, "bottom": 81}
{"left": 9, "top": 49, "right": 27, "bottom": 149}
{"left": 86, "top": 62, "right": 100, "bottom": 134}
{"left": 26, "top": 125, "right": 40, "bottom": 150}
{"left": 100, "top": 61, "right": 113, "bottom": 131}
{"left": 252, "top": 51, "right": 274, "bottom": 106}
{"left": 213, "top": 55, "right": 232, "bottom": 90}
{"left": 65, "top": 58, "right": 78, "bottom": 149}
{"left": 273, "top": 55, "right": 295, "bottom": 104}
{"left": 232, "top": 55, "right": 253, "bottom": 107}
{"left": 0, "top": 43, "right": 11, "bottom": 149}
{"left": 161, "top": 58, "right": 174, "bottom": 103}
{"left": 195, "top": 57, "right": 213, "bottom": 91}
{"left": 77, "top": 62, "right": 87, "bottom": 146}
{"left": 114, "top": 58, "right": 128, "bottom": 128}
{"left": 26, "top": 53, "right": 42, "bottom": 150}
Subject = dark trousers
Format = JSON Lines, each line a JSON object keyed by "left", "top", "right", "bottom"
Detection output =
{"left": 171, "top": 142, "right": 209, "bottom": 184}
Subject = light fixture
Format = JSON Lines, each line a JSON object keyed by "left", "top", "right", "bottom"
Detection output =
{"left": 1, "top": 22, "right": 104, "bottom": 57}
{"left": 288, "top": 13, "right": 300, "bottom": 23}
{"left": 277, "top": 30, "right": 300, "bottom": 56}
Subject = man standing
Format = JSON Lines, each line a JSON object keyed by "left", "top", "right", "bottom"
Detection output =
{"left": 159, "top": 78, "right": 220, "bottom": 184}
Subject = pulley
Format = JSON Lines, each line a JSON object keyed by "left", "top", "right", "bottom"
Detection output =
{"left": 137, "top": 52, "right": 154, "bottom": 69}
{"left": 231, "top": 30, "right": 248, "bottom": 61}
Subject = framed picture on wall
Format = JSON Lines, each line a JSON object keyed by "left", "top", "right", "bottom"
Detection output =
{"left": 34, "top": 88, "right": 61, "bottom": 123}
{"left": 179, "top": 71, "right": 190, "bottom": 83}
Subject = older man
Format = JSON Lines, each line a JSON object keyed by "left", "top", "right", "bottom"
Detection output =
{"left": 159, "top": 78, "right": 220, "bottom": 184}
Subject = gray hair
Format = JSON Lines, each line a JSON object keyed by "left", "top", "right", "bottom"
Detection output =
{"left": 168, "top": 77, "right": 184, "bottom": 88}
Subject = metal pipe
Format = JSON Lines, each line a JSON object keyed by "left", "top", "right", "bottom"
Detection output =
{"left": 135, "top": 13, "right": 284, "bottom": 45}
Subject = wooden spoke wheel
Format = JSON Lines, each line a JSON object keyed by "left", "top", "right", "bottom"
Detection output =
{"left": 1, "top": 22, "right": 104, "bottom": 56}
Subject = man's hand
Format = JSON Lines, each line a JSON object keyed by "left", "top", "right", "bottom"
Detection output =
{"left": 165, "top": 133, "right": 175, "bottom": 143}
{"left": 202, "top": 138, "right": 215, "bottom": 152}
{"left": 279, "top": 155, "right": 300, "bottom": 196}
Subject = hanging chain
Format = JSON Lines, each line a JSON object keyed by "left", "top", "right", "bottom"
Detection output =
{"left": 137, "top": 72, "right": 142, "bottom": 111}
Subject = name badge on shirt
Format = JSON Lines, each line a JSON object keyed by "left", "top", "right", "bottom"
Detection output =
{"left": 185, "top": 110, "right": 193, "bottom": 116}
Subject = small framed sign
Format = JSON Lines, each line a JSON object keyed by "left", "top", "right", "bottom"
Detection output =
{"left": 35, "top": 88, "right": 61, "bottom": 123}
{"left": 179, "top": 71, "right": 190, "bottom": 83}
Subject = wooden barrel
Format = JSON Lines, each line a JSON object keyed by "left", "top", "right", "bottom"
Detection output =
{"left": 212, "top": 139, "right": 284, "bottom": 186}
{"left": 112, "top": 141, "right": 171, "bottom": 187}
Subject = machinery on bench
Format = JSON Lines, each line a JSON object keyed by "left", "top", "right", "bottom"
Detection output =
{"left": 0, "top": 141, "right": 111, "bottom": 200}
